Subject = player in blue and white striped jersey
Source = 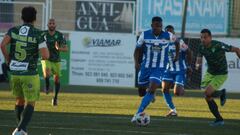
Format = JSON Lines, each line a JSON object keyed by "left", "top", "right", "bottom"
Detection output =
{"left": 162, "top": 25, "right": 193, "bottom": 117}
{"left": 132, "top": 17, "right": 180, "bottom": 123}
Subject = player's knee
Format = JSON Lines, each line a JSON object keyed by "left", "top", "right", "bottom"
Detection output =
{"left": 174, "top": 86, "right": 184, "bottom": 96}
{"left": 16, "top": 97, "right": 25, "bottom": 105}
{"left": 204, "top": 90, "right": 212, "bottom": 98}
{"left": 54, "top": 75, "right": 60, "bottom": 83}
{"left": 162, "top": 88, "right": 170, "bottom": 93}
{"left": 205, "top": 96, "right": 212, "bottom": 101}
{"left": 138, "top": 87, "right": 146, "bottom": 97}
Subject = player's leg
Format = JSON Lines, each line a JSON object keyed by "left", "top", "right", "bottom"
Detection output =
{"left": 137, "top": 87, "right": 147, "bottom": 97}
{"left": 41, "top": 60, "right": 51, "bottom": 94}
{"left": 173, "top": 73, "right": 185, "bottom": 96}
{"left": 11, "top": 75, "right": 25, "bottom": 124}
{"left": 17, "top": 75, "right": 40, "bottom": 132}
{"left": 202, "top": 72, "right": 227, "bottom": 126}
{"left": 162, "top": 72, "right": 177, "bottom": 116}
{"left": 137, "top": 67, "right": 150, "bottom": 97}
{"left": 12, "top": 75, "right": 40, "bottom": 134}
{"left": 131, "top": 68, "right": 150, "bottom": 122}
{"left": 136, "top": 68, "right": 161, "bottom": 113}
{"left": 52, "top": 62, "right": 61, "bottom": 106}
{"left": 162, "top": 81, "right": 177, "bottom": 117}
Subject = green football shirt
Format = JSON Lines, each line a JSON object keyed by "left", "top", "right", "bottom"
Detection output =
{"left": 197, "top": 40, "right": 232, "bottom": 75}
{"left": 44, "top": 30, "right": 66, "bottom": 62}
{"left": 7, "top": 24, "right": 45, "bottom": 75}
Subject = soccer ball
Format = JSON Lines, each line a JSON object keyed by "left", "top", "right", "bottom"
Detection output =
{"left": 135, "top": 112, "right": 150, "bottom": 126}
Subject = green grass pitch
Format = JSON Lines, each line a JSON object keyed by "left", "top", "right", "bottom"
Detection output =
{"left": 0, "top": 86, "right": 240, "bottom": 135}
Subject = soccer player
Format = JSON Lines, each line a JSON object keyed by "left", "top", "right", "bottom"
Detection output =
{"left": 132, "top": 16, "right": 179, "bottom": 122}
{"left": 162, "top": 25, "right": 192, "bottom": 117}
{"left": 196, "top": 29, "right": 240, "bottom": 126}
{"left": 0, "top": 6, "right": 49, "bottom": 135}
{"left": 41, "top": 19, "right": 68, "bottom": 106}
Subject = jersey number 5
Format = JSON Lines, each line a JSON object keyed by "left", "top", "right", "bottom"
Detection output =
{"left": 15, "top": 41, "right": 27, "bottom": 61}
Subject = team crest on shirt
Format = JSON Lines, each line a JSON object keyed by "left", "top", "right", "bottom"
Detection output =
{"left": 19, "top": 26, "right": 30, "bottom": 36}
{"left": 152, "top": 42, "right": 162, "bottom": 52}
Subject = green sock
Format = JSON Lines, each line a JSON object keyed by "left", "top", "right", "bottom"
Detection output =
{"left": 18, "top": 105, "right": 34, "bottom": 131}
{"left": 207, "top": 100, "right": 223, "bottom": 121}
{"left": 15, "top": 105, "right": 24, "bottom": 124}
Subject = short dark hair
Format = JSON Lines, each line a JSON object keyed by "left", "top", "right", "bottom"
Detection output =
{"left": 201, "top": 29, "right": 211, "bottom": 36}
{"left": 152, "top": 16, "right": 162, "bottom": 23}
{"left": 21, "top": 6, "right": 37, "bottom": 23}
{"left": 165, "top": 25, "right": 174, "bottom": 31}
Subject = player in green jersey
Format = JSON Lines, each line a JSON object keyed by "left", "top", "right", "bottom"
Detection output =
{"left": 41, "top": 18, "right": 68, "bottom": 106}
{"left": 196, "top": 29, "right": 240, "bottom": 126}
{"left": 0, "top": 6, "right": 49, "bottom": 135}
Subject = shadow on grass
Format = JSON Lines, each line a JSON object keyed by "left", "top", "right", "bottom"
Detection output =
{"left": 0, "top": 110, "right": 239, "bottom": 135}
{"left": 1, "top": 83, "right": 240, "bottom": 99}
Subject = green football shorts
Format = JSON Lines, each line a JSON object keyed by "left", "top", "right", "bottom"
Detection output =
{"left": 201, "top": 72, "right": 228, "bottom": 90}
{"left": 11, "top": 74, "right": 40, "bottom": 101}
{"left": 41, "top": 60, "right": 61, "bottom": 76}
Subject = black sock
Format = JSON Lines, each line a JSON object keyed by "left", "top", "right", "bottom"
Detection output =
{"left": 45, "top": 77, "right": 50, "bottom": 91}
{"left": 15, "top": 105, "right": 24, "bottom": 124}
{"left": 54, "top": 82, "right": 60, "bottom": 99}
{"left": 211, "top": 90, "right": 223, "bottom": 97}
{"left": 207, "top": 99, "right": 223, "bottom": 121}
{"left": 18, "top": 105, "right": 34, "bottom": 131}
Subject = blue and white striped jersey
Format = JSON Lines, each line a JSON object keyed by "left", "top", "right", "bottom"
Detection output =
{"left": 136, "top": 29, "right": 176, "bottom": 69}
{"left": 167, "top": 39, "right": 188, "bottom": 72}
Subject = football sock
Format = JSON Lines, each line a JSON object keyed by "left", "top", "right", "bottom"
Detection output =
{"left": 137, "top": 91, "right": 154, "bottom": 113}
{"left": 45, "top": 77, "right": 50, "bottom": 91}
{"left": 15, "top": 105, "right": 24, "bottom": 124}
{"left": 163, "top": 92, "right": 175, "bottom": 110}
{"left": 18, "top": 105, "right": 34, "bottom": 131}
{"left": 207, "top": 99, "right": 223, "bottom": 121}
{"left": 54, "top": 82, "right": 60, "bottom": 99}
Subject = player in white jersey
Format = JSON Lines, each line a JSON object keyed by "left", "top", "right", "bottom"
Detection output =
{"left": 132, "top": 17, "right": 180, "bottom": 123}
{"left": 162, "top": 25, "right": 192, "bottom": 117}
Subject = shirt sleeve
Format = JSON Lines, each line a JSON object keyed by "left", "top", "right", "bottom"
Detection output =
{"left": 136, "top": 32, "right": 144, "bottom": 48}
{"left": 220, "top": 42, "right": 232, "bottom": 52}
{"left": 37, "top": 30, "right": 46, "bottom": 45}
{"left": 6, "top": 28, "right": 13, "bottom": 37}
{"left": 38, "top": 41, "right": 47, "bottom": 49}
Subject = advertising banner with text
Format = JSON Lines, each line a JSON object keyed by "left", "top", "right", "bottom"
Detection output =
{"left": 138, "top": 0, "right": 228, "bottom": 34}
{"left": 69, "top": 32, "right": 136, "bottom": 87}
{"left": 75, "top": 0, "right": 135, "bottom": 33}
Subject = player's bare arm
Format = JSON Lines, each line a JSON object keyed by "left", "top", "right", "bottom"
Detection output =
{"left": 55, "top": 41, "right": 68, "bottom": 52}
{"left": 0, "top": 35, "right": 11, "bottom": 64}
{"left": 230, "top": 46, "right": 240, "bottom": 58}
{"left": 134, "top": 47, "right": 142, "bottom": 70}
{"left": 195, "top": 56, "right": 202, "bottom": 70}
